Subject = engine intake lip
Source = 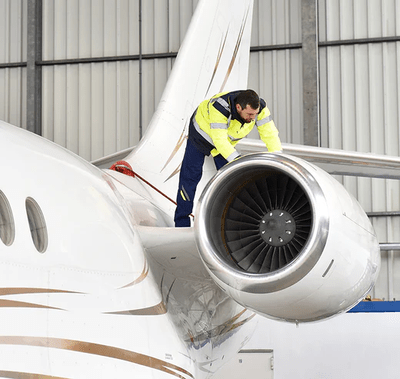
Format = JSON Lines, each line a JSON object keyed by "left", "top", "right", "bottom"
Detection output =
{"left": 195, "top": 153, "right": 329, "bottom": 293}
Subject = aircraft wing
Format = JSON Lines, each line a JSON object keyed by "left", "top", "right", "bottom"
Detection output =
{"left": 136, "top": 225, "right": 210, "bottom": 281}
{"left": 238, "top": 138, "right": 400, "bottom": 179}
{"left": 93, "top": 139, "right": 400, "bottom": 181}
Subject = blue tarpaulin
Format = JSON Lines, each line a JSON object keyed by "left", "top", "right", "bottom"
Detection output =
{"left": 348, "top": 301, "right": 400, "bottom": 313}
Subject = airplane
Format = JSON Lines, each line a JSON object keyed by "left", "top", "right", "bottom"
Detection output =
{"left": 0, "top": 0, "right": 382, "bottom": 377}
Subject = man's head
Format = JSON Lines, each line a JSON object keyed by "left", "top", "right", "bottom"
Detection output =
{"left": 235, "top": 89, "right": 260, "bottom": 123}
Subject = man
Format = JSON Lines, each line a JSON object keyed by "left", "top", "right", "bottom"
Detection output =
{"left": 174, "top": 89, "right": 282, "bottom": 227}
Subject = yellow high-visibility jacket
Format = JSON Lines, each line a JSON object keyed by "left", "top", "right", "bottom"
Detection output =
{"left": 191, "top": 90, "right": 282, "bottom": 161}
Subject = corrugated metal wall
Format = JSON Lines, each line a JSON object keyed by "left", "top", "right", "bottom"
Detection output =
{"left": 319, "top": 0, "right": 400, "bottom": 299}
{"left": 1, "top": 0, "right": 400, "bottom": 299}
{"left": 0, "top": 0, "right": 27, "bottom": 127}
{"left": 39, "top": 0, "right": 302, "bottom": 161}
{"left": 41, "top": 0, "right": 197, "bottom": 161}
{"left": 248, "top": 0, "right": 303, "bottom": 144}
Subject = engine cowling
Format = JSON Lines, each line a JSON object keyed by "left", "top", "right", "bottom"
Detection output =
{"left": 194, "top": 153, "right": 380, "bottom": 323}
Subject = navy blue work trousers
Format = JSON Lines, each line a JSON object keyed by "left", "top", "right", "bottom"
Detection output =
{"left": 174, "top": 139, "right": 227, "bottom": 227}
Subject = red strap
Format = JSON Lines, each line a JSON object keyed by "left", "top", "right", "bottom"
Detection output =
{"left": 109, "top": 160, "right": 178, "bottom": 206}
{"left": 109, "top": 161, "right": 136, "bottom": 178}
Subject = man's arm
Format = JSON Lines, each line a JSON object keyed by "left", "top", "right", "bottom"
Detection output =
{"left": 256, "top": 105, "right": 282, "bottom": 152}
{"left": 208, "top": 102, "right": 240, "bottom": 161}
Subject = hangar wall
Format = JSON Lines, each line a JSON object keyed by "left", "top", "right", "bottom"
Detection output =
{"left": 39, "top": 0, "right": 198, "bottom": 160}
{"left": 0, "top": 0, "right": 400, "bottom": 300}
{"left": 0, "top": 0, "right": 27, "bottom": 128}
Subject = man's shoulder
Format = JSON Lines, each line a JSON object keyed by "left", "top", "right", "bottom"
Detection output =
{"left": 209, "top": 90, "right": 240, "bottom": 101}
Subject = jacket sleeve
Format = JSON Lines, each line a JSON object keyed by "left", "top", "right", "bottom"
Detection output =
{"left": 208, "top": 102, "right": 240, "bottom": 161}
{"left": 256, "top": 106, "right": 282, "bottom": 152}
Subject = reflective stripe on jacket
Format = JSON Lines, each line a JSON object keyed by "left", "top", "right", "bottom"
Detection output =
{"left": 190, "top": 90, "right": 281, "bottom": 161}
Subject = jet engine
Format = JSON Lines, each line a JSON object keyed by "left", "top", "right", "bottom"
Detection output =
{"left": 194, "top": 153, "right": 381, "bottom": 323}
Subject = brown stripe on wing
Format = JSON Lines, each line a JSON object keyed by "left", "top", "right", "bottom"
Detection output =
{"left": 161, "top": 131, "right": 188, "bottom": 174}
{"left": 184, "top": 309, "right": 256, "bottom": 343}
{"left": 0, "top": 336, "right": 194, "bottom": 379}
{"left": 0, "top": 370, "right": 68, "bottom": 379}
{"left": 0, "top": 299, "right": 64, "bottom": 311}
{"left": 0, "top": 288, "right": 82, "bottom": 295}
{"left": 164, "top": 162, "right": 182, "bottom": 182}
{"left": 103, "top": 301, "right": 167, "bottom": 316}
{"left": 205, "top": 30, "right": 229, "bottom": 95}
{"left": 220, "top": 6, "right": 251, "bottom": 91}
{"left": 118, "top": 260, "right": 149, "bottom": 289}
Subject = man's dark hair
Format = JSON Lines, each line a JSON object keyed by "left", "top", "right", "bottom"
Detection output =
{"left": 236, "top": 89, "right": 260, "bottom": 110}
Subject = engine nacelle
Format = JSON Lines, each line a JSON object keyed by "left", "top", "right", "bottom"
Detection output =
{"left": 195, "top": 153, "right": 380, "bottom": 323}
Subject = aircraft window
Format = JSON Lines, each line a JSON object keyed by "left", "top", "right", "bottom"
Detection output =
{"left": 25, "top": 197, "right": 48, "bottom": 253}
{"left": 0, "top": 190, "right": 15, "bottom": 246}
